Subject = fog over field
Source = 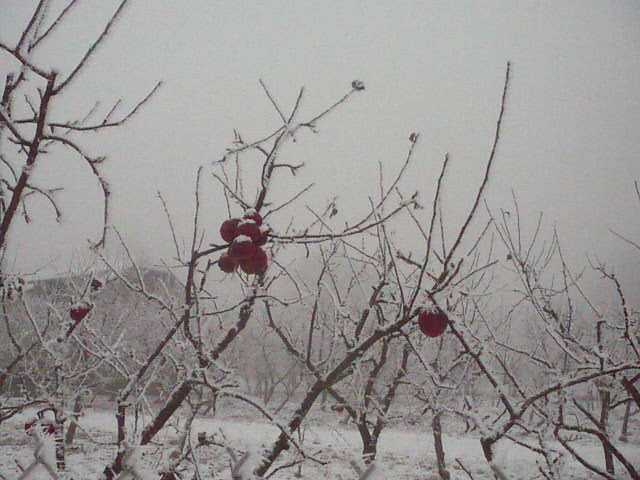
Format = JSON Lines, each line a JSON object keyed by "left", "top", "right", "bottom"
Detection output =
{"left": 1, "top": 1, "right": 639, "bottom": 277}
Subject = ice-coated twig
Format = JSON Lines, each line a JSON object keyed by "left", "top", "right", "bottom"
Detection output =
{"left": 19, "top": 420, "right": 59, "bottom": 480}
{"left": 455, "top": 458, "right": 475, "bottom": 480}
{"left": 227, "top": 447, "right": 251, "bottom": 480}
{"left": 489, "top": 461, "right": 510, "bottom": 480}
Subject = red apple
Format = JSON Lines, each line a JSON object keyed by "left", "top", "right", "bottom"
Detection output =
{"left": 41, "top": 421, "right": 56, "bottom": 435}
{"left": 237, "top": 220, "right": 262, "bottom": 243}
{"left": 418, "top": 309, "right": 448, "bottom": 337}
{"left": 236, "top": 220, "right": 268, "bottom": 246}
{"left": 239, "top": 246, "right": 268, "bottom": 275}
{"left": 218, "top": 254, "right": 237, "bottom": 273}
{"left": 70, "top": 300, "right": 93, "bottom": 321}
{"left": 243, "top": 209, "right": 263, "bottom": 226}
{"left": 229, "top": 235, "right": 257, "bottom": 260}
{"left": 220, "top": 218, "right": 241, "bottom": 243}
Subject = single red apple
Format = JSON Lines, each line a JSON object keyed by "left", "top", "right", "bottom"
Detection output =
{"left": 418, "top": 309, "right": 448, "bottom": 337}
{"left": 218, "top": 253, "right": 237, "bottom": 273}
{"left": 243, "top": 209, "right": 263, "bottom": 226}
{"left": 229, "top": 235, "right": 257, "bottom": 260}
{"left": 236, "top": 221, "right": 269, "bottom": 246}
{"left": 220, "top": 218, "right": 241, "bottom": 243}
{"left": 237, "top": 220, "right": 262, "bottom": 243}
{"left": 41, "top": 421, "right": 56, "bottom": 435}
{"left": 70, "top": 300, "right": 93, "bottom": 321}
{"left": 239, "top": 246, "right": 268, "bottom": 275}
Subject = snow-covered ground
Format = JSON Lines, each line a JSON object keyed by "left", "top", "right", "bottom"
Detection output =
{"left": 1, "top": 406, "right": 638, "bottom": 479}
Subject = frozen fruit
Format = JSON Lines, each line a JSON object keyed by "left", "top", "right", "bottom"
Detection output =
{"left": 220, "top": 218, "right": 241, "bottom": 243}
{"left": 70, "top": 300, "right": 93, "bottom": 321}
{"left": 418, "top": 309, "right": 448, "bottom": 337}
{"left": 242, "top": 209, "right": 263, "bottom": 226}
{"left": 239, "top": 246, "right": 268, "bottom": 275}
{"left": 229, "top": 235, "right": 257, "bottom": 260}
{"left": 218, "top": 254, "right": 237, "bottom": 273}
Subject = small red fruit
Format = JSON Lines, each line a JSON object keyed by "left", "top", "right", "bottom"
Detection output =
{"left": 234, "top": 220, "right": 269, "bottom": 246}
{"left": 228, "top": 235, "right": 257, "bottom": 260}
{"left": 220, "top": 218, "right": 241, "bottom": 243}
{"left": 418, "top": 309, "right": 448, "bottom": 337}
{"left": 237, "top": 220, "right": 262, "bottom": 243}
{"left": 243, "top": 209, "right": 263, "bottom": 226}
{"left": 41, "top": 421, "right": 56, "bottom": 435}
{"left": 70, "top": 300, "right": 93, "bottom": 321}
{"left": 239, "top": 246, "right": 268, "bottom": 275}
{"left": 218, "top": 254, "right": 237, "bottom": 273}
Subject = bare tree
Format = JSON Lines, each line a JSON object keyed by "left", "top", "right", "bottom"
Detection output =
{"left": 444, "top": 194, "right": 640, "bottom": 479}
{"left": 93, "top": 73, "right": 423, "bottom": 478}
{"left": 0, "top": 1, "right": 160, "bottom": 255}
{"left": 1, "top": 3, "right": 160, "bottom": 477}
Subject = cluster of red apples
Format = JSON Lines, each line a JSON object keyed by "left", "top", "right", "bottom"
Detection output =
{"left": 218, "top": 209, "right": 269, "bottom": 275}
{"left": 417, "top": 308, "right": 449, "bottom": 338}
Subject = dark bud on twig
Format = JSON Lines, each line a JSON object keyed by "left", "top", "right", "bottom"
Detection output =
{"left": 351, "top": 80, "right": 365, "bottom": 91}
{"left": 90, "top": 278, "right": 103, "bottom": 292}
{"left": 409, "top": 132, "right": 419, "bottom": 143}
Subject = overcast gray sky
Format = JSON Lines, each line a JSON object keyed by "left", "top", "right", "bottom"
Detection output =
{"left": 2, "top": 0, "right": 640, "bottom": 280}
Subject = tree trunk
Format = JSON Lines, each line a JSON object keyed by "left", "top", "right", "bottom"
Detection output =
{"left": 480, "top": 437, "right": 510, "bottom": 480}
{"left": 622, "top": 376, "right": 640, "bottom": 409}
{"left": 321, "top": 387, "right": 328, "bottom": 410}
{"left": 599, "top": 390, "right": 615, "bottom": 475}
{"left": 141, "top": 381, "right": 191, "bottom": 445}
{"left": 65, "top": 395, "right": 83, "bottom": 445}
{"left": 358, "top": 424, "right": 376, "bottom": 464}
{"left": 619, "top": 399, "right": 631, "bottom": 442}
{"left": 255, "top": 380, "right": 326, "bottom": 476}
{"left": 432, "top": 413, "right": 450, "bottom": 479}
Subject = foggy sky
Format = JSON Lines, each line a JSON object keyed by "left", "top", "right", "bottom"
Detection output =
{"left": 1, "top": 0, "right": 639, "bottom": 281}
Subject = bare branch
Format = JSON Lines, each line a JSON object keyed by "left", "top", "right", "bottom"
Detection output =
{"left": 54, "top": 0, "right": 130, "bottom": 93}
{"left": 444, "top": 61, "right": 511, "bottom": 267}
